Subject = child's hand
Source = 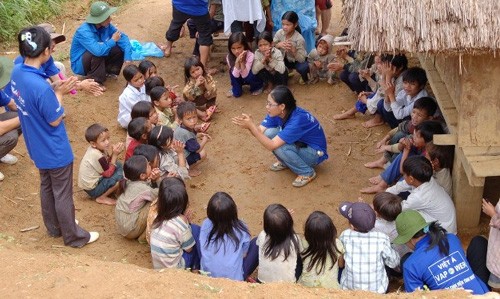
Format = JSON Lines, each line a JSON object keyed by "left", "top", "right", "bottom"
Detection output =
{"left": 150, "top": 167, "right": 161, "bottom": 181}
{"left": 240, "top": 50, "right": 247, "bottom": 62}
{"left": 328, "top": 62, "right": 344, "bottom": 72}
{"left": 386, "top": 81, "right": 395, "bottom": 100}
{"left": 185, "top": 209, "right": 195, "bottom": 223}
{"left": 482, "top": 198, "right": 496, "bottom": 218}
{"left": 195, "top": 76, "right": 205, "bottom": 87}
{"left": 171, "top": 139, "right": 185, "bottom": 154}
{"left": 401, "top": 137, "right": 413, "bottom": 150}
{"left": 199, "top": 133, "right": 212, "bottom": 143}
{"left": 375, "top": 144, "right": 391, "bottom": 154}
{"left": 112, "top": 142, "right": 124, "bottom": 155}
{"left": 313, "top": 61, "right": 322, "bottom": 68}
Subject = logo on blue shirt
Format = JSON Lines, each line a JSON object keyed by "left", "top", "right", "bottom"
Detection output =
{"left": 428, "top": 251, "right": 470, "bottom": 286}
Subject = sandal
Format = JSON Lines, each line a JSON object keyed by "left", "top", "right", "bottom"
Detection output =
{"left": 206, "top": 105, "right": 217, "bottom": 118}
{"left": 199, "top": 122, "right": 211, "bottom": 133}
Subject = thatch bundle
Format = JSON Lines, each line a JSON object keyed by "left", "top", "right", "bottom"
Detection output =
{"left": 342, "top": 0, "right": 500, "bottom": 54}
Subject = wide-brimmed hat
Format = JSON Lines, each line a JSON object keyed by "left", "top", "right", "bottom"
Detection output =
{"left": 38, "top": 23, "right": 66, "bottom": 44}
{"left": 339, "top": 201, "right": 376, "bottom": 232}
{"left": 86, "top": 1, "right": 117, "bottom": 24}
{"left": 0, "top": 57, "right": 14, "bottom": 89}
{"left": 393, "top": 210, "right": 430, "bottom": 245}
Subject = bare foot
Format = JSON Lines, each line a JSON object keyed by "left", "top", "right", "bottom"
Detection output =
{"left": 360, "top": 184, "right": 385, "bottom": 194}
{"left": 333, "top": 111, "right": 356, "bottom": 120}
{"left": 207, "top": 67, "right": 218, "bottom": 76}
{"left": 364, "top": 158, "right": 387, "bottom": 169}
{"left": 362, "top": 117, "right": 384, "bottom": 128}
{"left": 369, "top": 175, "right": 383, "bottom": 185}
{"left": 189, "top": 168, "right": 201, "bottom": 177}
{"left": 95, "top": 196, "right": 117, "bottom": 206}
{"left": 159, "top": 45, "right": 172, "bottom": 57}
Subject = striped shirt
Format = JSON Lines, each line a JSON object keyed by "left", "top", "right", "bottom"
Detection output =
{"left": 339, "top": 229, "right": 400, "bottom": 293}
{"left": 150, "top": 216, "right": 195, "bottom": 269}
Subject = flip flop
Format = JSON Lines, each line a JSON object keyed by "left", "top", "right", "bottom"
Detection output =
{"left": 206, "top": 105, "right": 217, "bottom": 118}
{"left": 199, "top": 122, "right": 211, "bottom": 133}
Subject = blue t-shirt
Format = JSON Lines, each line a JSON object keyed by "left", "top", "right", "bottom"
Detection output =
{"left": 199, "top": 218, "right": 251, "bottom": 281}
{"left": 14, "top": 55, "right": 60, "bottom": 77}
{"left": 403, "top": 234, "right": 488, "bottom": 294}
{"left": 261, "top": 106, "right": 329, "bottom": 163}
{"left": 10, "top": 63, "right": 73, "bottom": 169}
{"left": 172, "top": 0, "right": 208, "bottom": 16}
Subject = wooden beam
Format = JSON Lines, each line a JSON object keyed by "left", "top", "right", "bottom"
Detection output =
{"left": 469, "top": 156, "right": 500, "bottom": 178}
{"left": 433, "top": 134, "right": 457, "bottom": 145}
{"left": 456, "top": 147, "right": 486, "bottom": 187}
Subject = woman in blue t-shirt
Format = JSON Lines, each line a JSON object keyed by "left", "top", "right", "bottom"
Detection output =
{"left": 232, "top": 85, "right": 328, "bottom": 187}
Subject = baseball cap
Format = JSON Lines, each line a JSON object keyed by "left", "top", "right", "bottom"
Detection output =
{"left": 0, "top": 57, "right": 14, "bottom": 89}
{"left": 393, "top": 210, "right": 430, "bottom": 245}
{"left": 86, "top": 1, "right": 117, "bottom": 24}
{"left": 38, "top": 23, "right": 66, "bottom": 44}
{"left": 339, "top": 201, "right": 376, "bottom": 232}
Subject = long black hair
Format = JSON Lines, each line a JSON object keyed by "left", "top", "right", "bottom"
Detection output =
{"left": 269, "top": 85, "right": 297, "bottom": 124}
{"left": 413, "top": 221, "right": 449, "bottom": 256}
{"left": 302, "top": 211, "right": 341, "bottom": 274}
{"left": 263, "top": 204, "right": 300, "bottom": 261}
{"left": 227, "top": 32, "right": 251, "bottom": 69}
{"left": 153, "top": 177, "right": 188, "bottom": 228}
{"left": 18, "top": 26, "right": 51, "bottom": 58}
{"left": 205, "top": 192, "right": 250, "bottom": 253}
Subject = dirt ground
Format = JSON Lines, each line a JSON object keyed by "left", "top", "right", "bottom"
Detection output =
{"left": 0, "top": 0, "right": 494, "bottom": 297}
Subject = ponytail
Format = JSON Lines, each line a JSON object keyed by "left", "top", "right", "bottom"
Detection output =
{"left": 414, "top": 221, "right": 449, "bottom": 256}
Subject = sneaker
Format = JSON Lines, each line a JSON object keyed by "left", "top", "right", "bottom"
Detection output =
{"left": 269, "top": 162, "right": 287, "bottom": 171}
{"left": 298, "top": 77, "right": 306, "bottom": 85}
{"left": 226, "top": 90, "right": 234, "bottom": 98}
{"left": 75, "top": 219, "right": 79, "bottom": 225}
{"left": 0, "top": 171, "right": 4, "bottom": 181}
{"left": 0, "top": 154, "right": 18, "bottom": 165}
{"left": 87, "top": 232, "right": 99, "bottom": 244}
{"left": 251, "top": 88, "right": 263, "bottom": 96}
{"left": 292, "top": 172, "right": 317, "bottom": 187}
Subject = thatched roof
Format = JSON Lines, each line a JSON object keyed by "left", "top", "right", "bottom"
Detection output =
{"left": 342, "top": 0, "right": 500, "bottom": 54}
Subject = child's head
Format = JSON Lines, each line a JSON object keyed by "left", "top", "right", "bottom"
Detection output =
{"left": 84, "top": 123, "right": 110, "bottom": 152}
{"left": 302, "top": 211, "right": 340, "bottom": 274}
{"left": 402, "top": 67, "right": 427, "bottom": 97}
{"left": 425, "top": 142, "right": 454, "bottom": 171}
{"left": 413, "top": 120, "right": 444, "bottom": 149}
{"left": 150, "top": 86, "right": 173, "bottom": 110}
{"left": 18, "top": 26, "right": 51, "bottom": 60}
{"left": 131, "top": 100, "right": 158, "bottom": 126}
{"left": 373, "top": 192, "right": 402, "bottom": 222}
{"left": 262, "top": 204, "right": 299, "bottom": 260}
{"left": 154, "top": 177, "right": 189, "bottom": 226}
{"left": 133, "top": 144, "right": 160, "bottom": 169}
{"left": 257, "top": 31, "right": 273, "bottom": 52}
{"left": 388, "top": 54, "right": 408, "bottom": 75}
{"left": 149, "top": 125, "right": 174, "bottom": 150}
{"left": 184, "top": 56, "right": 205, "bottom": 83}
{"left": 281, "top": 11, "right": 300, "bottom": 34}
{"left": 205, "top": 192, "right": 249, "bottom": 250}
{"left": 176, "top": 101, "right": 198, "bottom": 130}
{"left": 123, "top": 155, "right": 150, "bottom": 181}
{"left": 316, "top": 35, "right": 334, "bottom": 56}
{"left": 411, "top": 97, "right": 437, "bottom": 126}
{"left": 228, "top": 32, "right": 250, "bottom": 60}
{"left": 128, "top": 117, "right": 151, "bottom": 142}
{"left": 123, "top": 64, "right": 144, "bottom": 89}
{"left": 138, "top": 60, "right": 157, "bottom": 79}
{"left": 402, "top": 155, "right": 433, "bottom": 185}
{"left": 145, "top": 76, "right": 165, "bottom": 95}
{"left": 339, "top": 201, "right": 376, "bottom": 233}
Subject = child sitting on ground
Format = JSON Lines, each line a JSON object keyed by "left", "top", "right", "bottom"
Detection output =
{"left": 173, "top": 102, "right": 211, "bottom": 175}
{"left": 138, "top": 60, "right": 157, "bottom": 80}
{"left": 364, "top": 96, "right": 437, "bottom": 169}
{"left": 257, "top": 203, "right": 302, "bottom": 283}
{"left": 117, "top": 64, "right": 148, "bottom": 129}
{"left": 388, "top": 155, "right": 457, "bottom": 234}
{"left": 115, "top": 155, "right": 157, "bottom": 242}
{"left": 133, "top": 144, "right": 162, "bottom": 186}
{"left": 306, "top": 34, "right": 335, "bottom": 84}
{"left": 125, "top": 117, "right": 151, "bottom": 161}
{"left": 78, "top": 124, "right": 124, "bottom": 206}
{"left": 424, "top": 142, "right": 453, "bottom": 196}
{"left": 252, "top": 31, "right": 288, "bottom": 92}
{"left": 150, "top": 86, "right": 178, "bottom": 129}
{"left": 298, "top": 211, "right": 344, "bottom": 289}
{"left": 183, "top": 56, "right": 218, "bottom": 122}
{"left": 338, "top": 201, "right": 399, "bottom": 293}
{"left": 149, "top": 177, "right": 200, "bottom": 269}
{"left": 149, "top": 125, "right": 190, "bottom": 180}
{"left": 145, "top": 76, "right": 165, "bottom": 96}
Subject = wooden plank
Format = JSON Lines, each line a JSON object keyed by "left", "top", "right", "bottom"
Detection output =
{"left": 456, "top": 147, "right": 485, "bottom": 187}
{"left": 462, "top": 146, "right": 500, "bottom": 156}
{"left": 469, "top": 157, "right": 500, "bottom": 178}
{"left": 433, "top": 134, "right": 457, "bottom": 145}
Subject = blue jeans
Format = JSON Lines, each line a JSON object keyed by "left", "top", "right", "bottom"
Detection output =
{"left": 230, "top": 71, "right": 263, "bottom": 97}
{"left": 183, "top": 224, "right": 201, "bottom": 270}
{"left": 380, "top": 148, "right": 419, "bottom": 185}
{"left": 339, "top": 70, "right": 370, "bottom": 93}
{"left": 265, "top": 128, "right": 319, "bottom": 176}
{"left": 376, "top": 100, "right": 400, "bottom": 129}
{"left": 85, "top": 162, "right": 123, "bottom": 198}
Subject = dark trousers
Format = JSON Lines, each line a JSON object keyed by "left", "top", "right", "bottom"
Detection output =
{"left": 340, "top": 69, "right": 370, "bottom": 93}
{"left": 467, "top": 235, "right": 490, "bottom": 287}
{"left": 82, "top": 45, "right": 124, "bottom": 84}
{"left": 230, "top": 71, "right": 263, "bottom": 97}
{"left": 190, "top": 19, "right": 224, "bottom": 56}
{"left": 184, "top": 224, "right": 201, "bottom": 270}
{"left": 376, "top": 99, "right": 401, "bottom": 129}
{"left": 285, "top": 60, "right": 310, "bottom": 82}
{"left": 166, "top": 6, "right": 212, "bottom": 46}
{"left": 257, "top": 69, "right": 288, "bottom": 87}
{"left": 39, "top": 163, "right": 90, "bottom": 247}
{"left": 0, "top": 111, "right": 21, "bottom": 159}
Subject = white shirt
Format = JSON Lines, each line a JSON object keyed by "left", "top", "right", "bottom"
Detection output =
{"left": 117, "top": 84, "right": 148, "bottom": 128}
{"left": 386, "top": 168, "right": 452, "bottom": 197}
{"left": 400, "top": 177, "right": 457, "bottom": 234}
{"left": 390, "top": 88, "right": 428, "bottom": 120}
{"left": 222, "top": 0, "right": 265, "bottom": 34}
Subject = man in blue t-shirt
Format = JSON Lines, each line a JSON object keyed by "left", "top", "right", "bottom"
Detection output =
{"left": 163, "top": 0, "right": 213, "bottom": 67}
{"left": 71, "top": 1, "right": 132, "bottom": 85}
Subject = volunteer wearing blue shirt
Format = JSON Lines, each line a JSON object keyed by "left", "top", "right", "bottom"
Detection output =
{"left": 12, "top": 26, "right": 99, "bottom": 247}
{"left": 233, "top": 85, "right": 328, "bottom": 187}
{"left": 394, "top": 210, "right": 488, "bottom": 295}
{"left": 70, "top": 1, "right": 132, "bottom": 85}
{"left": 163, "top": 0, "right": 212, "bottom": 67}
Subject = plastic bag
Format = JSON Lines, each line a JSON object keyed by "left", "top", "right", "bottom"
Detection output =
{"left": 130, "top": 40, "right": 164, "bottom": 61}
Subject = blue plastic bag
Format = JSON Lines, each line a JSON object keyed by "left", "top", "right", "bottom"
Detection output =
{"left": 130, "top": 40, "right": 164, "bottom": 61}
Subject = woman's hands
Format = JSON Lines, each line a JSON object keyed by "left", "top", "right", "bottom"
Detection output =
{"left": 231, "top": 113, "right": 255, "bottom": 130}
